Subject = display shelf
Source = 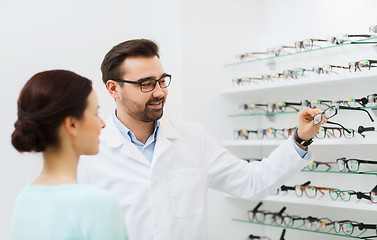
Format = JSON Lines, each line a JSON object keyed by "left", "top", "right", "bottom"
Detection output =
{"left": 228, "top": 111, "right": 298, "bottom": 117}
{"left": 301, "top": 170, "right": 377, "bottom": 176}
{"left": 224, "top": 36, "right": 377, "bottom": 67}
{"left": 222, "top": 70, "right": 377, "bottom": 96}
{"left": 224, "top": 194, "right": 377, "bottom": 212}
{"left": 222, "top": 138, "right": 377, "bottom": 147}
{"left": 231, "top": 219, "right": 375, "bottom": 239}
{"left": 228, "top": 106, "right": 377, "bottom": 117}
{"left": 263, "top": 195, "right": 377, "bottom": 212}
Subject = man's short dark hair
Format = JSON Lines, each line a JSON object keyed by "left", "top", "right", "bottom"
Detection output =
{"left": 101, "top": 39, "right": 160, "bottom": 85}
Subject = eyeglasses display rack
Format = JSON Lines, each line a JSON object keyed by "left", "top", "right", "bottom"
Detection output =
{"left": 221, "top": 35, "right": 377, "bottom": 240}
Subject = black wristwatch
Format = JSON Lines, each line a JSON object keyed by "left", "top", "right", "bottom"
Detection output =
{"left": 293, "top": 128, "right": 313, "bottom": 147}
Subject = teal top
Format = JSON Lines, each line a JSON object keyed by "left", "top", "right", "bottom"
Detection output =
{"left": 12, "top": 184, "right": 128, "bottom": 240}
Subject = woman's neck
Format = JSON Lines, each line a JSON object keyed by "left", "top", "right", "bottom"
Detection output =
{"left": 32, "top": 145, "right": 79, "bottom": 186}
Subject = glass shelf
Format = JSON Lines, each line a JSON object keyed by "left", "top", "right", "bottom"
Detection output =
{"left": 225, "top": 36, "right": 377, "bottom": 67}
{"left": 222, "top": 138, "right": 377, "bottom": 147}
{"left": 232, "top": 219, "right": 375, "bottom": 239}
{"left": 301, "top": 170, "right": 377, "bottom": 176}
{"left": 228, "top": 107, "right": 377, "bottom": 118}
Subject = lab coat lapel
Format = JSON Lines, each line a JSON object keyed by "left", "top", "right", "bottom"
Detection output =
{"left": 152, "top": 119, "right": 178, "bottom": 167}
{"left": 102, "top": 116, "right": 151, "bottom": 166}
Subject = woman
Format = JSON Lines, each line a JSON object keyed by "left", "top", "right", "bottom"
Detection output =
{"left": 11, "top": 70, "right": 127, "bottom": 240}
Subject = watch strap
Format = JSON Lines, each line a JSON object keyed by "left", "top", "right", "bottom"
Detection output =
{"left": 293, "top": 128, "right": 313, "bottom": 146}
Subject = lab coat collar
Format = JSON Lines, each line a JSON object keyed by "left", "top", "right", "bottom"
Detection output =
{"left": 101, "top": 114, "right": 178, "bottom": 165}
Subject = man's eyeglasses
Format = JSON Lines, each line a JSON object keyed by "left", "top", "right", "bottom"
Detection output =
{"left": 112, "top": 74, "right": 172, "bottom": 93}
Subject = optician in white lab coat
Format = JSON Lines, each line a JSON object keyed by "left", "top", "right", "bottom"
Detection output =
{"left": 78, "top": 39, "right": 325, "bottom": 240}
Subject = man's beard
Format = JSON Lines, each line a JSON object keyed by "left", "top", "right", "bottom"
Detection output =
{"left": 122, "top": 96, "right": 166, "bottom": 123}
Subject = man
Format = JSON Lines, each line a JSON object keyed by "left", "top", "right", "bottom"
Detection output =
{"left": 78, "top": 39, "right": 324, "bottom": 240}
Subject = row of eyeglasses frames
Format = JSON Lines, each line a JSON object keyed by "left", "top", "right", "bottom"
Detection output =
{"left": 236, "top": 25, "right": 377, "bottom": 60}
{"left": 245, "top": 157, "right": 377, "bottom": 173}
{"left": 238, "top": 94, "right": 377, "bottom": 114}
{"left": 272, "top": 181, "right": 377, "bottom": 204}
{"left": 234, "top": 123, "right": 375, "bottom": 140}
{"left": 248, "top": 202, "right": 377, "bottom": 237}
{"left": 232, "top": 59, "right": 377, "bottom": 87}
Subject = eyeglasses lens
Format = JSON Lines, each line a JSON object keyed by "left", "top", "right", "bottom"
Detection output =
{"left": 337, "top": 159, "right": 346, "bottom": 171}
{"left": 347, "top": 160, "right": 359, "bottom": 172}
{"left": 323, "top": 106, "right": 337, "bottom": 119}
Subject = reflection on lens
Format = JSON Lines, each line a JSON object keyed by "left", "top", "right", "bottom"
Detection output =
{"left": 349, "top": 62, "right": 357, "bottom": 72}
{"left": 283, "top": 70, "right": 292, "bottom": 78}
{"left": 306, "top": 187, "right": 317, "bottom": 198}
{"left": 313, "top": 113, "right": 323, "bottom": 125}
{"left": 323, "top": 106, "right": 337, "bottom": 119}
{"left": 267, "top": 103, "right": 276, "bottom": 113}
{"left": 370, "top": 192, "right": 377, "bottom": 203}
{"left": 303, "top": 39, "right": 313, "bottom": 51}
{"left": 307, "top": 161, "right": 317, "bottom": 170}
{"left": 316, "top": 127, "right": 326, "bottom": 139}
{"left": 264, "top": 214, "right": 275, "bottom": 224}
{"left": 257, "top": 129, "right": 264, "bottom": 139}
{"left": 369, "top": 25, "right": 377, "bottom": 35}
{"left": 295, "top": 186, "right": 303, "bottom": 197}
{"left": 275, "top": 215, "right": 283, "bottom": 225}
{"left": 337, "top": 159, "right": 346, "bottom": 171}
{"left": 343, "top": 129, "right": 354, "bottom": 139}
{"left": 329, "top": 190, "right": 339, "bottom": 200}
{"left": 367, "top": 94, "right": 377, "bottom": 106}
{"left": 347, "top": 160, "right": 359, "bottom": 171}
{"left": 283, "top": 216, "right": 293, "bottom": 226}
{"left": 293, "top": 68, "right": 304, "bottom": 79}
{"left": 266, "top": 128, "right": 276, "bottom": 139}
{"left": 339, "top": 191, "right": 352, "bottom": 201}
{"left": 255, "top": 212, "right": 265, "bottom": 222}
{"left": 304, "top": 219, "right": 313, "bottom": 229}
{"left": 343, "top": 222, "right": 354, "bottom": 235}
{"left": 358, "top": 60, "right": 370, "bottom": 71}
{"left": 334, "top": 222, "right": 341, "bottom": 233}
{"left": 332, "top": 129, "right": 342, "bottom": 138}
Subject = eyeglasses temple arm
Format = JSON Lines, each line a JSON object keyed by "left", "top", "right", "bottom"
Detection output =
{"left": 252, "top": 202, "right": 263, "bottom": 212}
{"left": 356, "top": 192, "right": 371, "bottom": 200}
{"left": 358, "top": 223, "right": 377, "bottom": 230}
{"left": 339, "top": 106, "right": 374, "bottom": 122}
{"left": 325, "top": 121, "right": 352, "bottom": 133}
{"left": 279, "top": 229, "right": 286, "bottom": 240}
{"left": 278, "top": 206, "right": 286, "bottom": 216}
{"left": 358, "top": 126, "right": 375, "bottom": 134}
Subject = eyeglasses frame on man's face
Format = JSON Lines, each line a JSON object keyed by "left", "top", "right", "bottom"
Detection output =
{"left": 111, "top": 73, "right": 172, "bottom": 93}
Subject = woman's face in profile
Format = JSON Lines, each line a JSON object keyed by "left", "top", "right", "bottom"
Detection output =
{"left": 75, "top": 90, "right": 106, "bottom": 156}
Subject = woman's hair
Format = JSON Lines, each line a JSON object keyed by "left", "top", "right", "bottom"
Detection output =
{"left": 11, "top": 70, "right": 92, "bottom": 152}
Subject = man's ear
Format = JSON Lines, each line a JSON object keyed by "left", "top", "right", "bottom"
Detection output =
{"left": 63, "top": 116, "right": 79, "bottom": 136}
{"left": 106, "top": 80, "right": 120, "bottom": 99}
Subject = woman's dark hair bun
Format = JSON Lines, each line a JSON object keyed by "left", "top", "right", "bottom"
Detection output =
{"left": 11, "top": 70, "right": 92, "bottom": 153}
{"left": 12, "top": 117, "right": 48, "bottom": 152}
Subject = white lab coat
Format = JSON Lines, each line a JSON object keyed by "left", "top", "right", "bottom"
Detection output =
{"left": 78, "top": 116, "right": 313, "bottom": 240}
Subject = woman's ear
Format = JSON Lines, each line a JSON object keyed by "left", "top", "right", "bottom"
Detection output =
{"left": 63, "top": 116, "right": 79, "bottom": 136}
{"left": 106, "top": 80, "right": 120, "bottom": 99}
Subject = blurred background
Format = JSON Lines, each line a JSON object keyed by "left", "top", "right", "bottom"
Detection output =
{"left": 1, "top": 0, "right": 377, "bottom": 239}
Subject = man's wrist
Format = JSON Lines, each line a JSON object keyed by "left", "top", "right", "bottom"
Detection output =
{"left": 293, "top": 128, "right": 313, "bottom": 148}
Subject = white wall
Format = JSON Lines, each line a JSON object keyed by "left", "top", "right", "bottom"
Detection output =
{"left": 0, "top": 1, "right": 183, "bottom": 238}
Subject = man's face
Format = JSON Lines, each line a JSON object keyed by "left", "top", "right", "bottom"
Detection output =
{"left": 117, "top": 55, "right": 168, "bottom": 122}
